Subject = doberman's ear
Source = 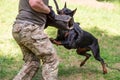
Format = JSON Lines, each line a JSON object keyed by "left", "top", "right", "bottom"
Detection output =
{"left": 64, "top": 2, "right": 67, "bottom": 8}
{"left": 70, "top": 8, "right": 77, "bottom": 17}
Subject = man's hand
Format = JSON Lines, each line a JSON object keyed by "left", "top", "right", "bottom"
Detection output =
{"left": 48, "top": 6, "right": 55, "bottom": 20}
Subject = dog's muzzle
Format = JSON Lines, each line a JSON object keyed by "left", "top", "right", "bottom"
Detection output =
{"left": 55, "top": 15, "right": 73, "bottom": 30}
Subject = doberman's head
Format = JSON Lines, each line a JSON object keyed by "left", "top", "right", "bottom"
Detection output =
{"left": 58, "top": 2, "right": 77, "bottom": 17}
{"left": 53, "top": 0, "right": 77, "bottom": 39}
{"left": 54, "top": 0, "right": 77, "bottom": 28}
{"left": 54, "top": 0, "right": 77, "bottom": 17}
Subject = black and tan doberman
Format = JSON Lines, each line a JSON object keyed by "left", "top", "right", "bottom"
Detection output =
{"left": 50, "top": 0, "right": 107, "bottom": 74}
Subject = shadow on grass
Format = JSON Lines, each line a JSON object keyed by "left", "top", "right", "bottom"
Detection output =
{"left": 58, "top": 65, "right": 101, "bottom": 77}
{"left": 0, "top": 55, "right": 23, "bottom": 80}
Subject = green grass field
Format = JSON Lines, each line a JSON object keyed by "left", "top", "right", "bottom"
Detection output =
{"left": 0, "top": 0, "right": 120, "bottom": 80}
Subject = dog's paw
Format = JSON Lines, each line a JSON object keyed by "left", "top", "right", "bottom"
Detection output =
{"left": 80, "top": 62, "right": 85, "bottom": 67}
{"left": 49, "top": 38, "right": 54, "bottom": 42}
{"left": 49, "top": 38, "right": 58, "bottom": 45}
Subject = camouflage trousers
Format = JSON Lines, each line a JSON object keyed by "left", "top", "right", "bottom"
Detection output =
{"left": 12, "top": 21, "right": 59, "bottom": 80}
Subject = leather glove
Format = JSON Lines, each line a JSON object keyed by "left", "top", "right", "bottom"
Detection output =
{"left": 48, "top": 6, "right": 55, "bottom": 20}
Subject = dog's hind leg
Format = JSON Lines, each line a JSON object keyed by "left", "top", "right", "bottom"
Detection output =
{"left": 76, "top": 48, "right": 91, "bottom": 67}
{"left": 90, "top": 39, "right": 107, "bottom": 74}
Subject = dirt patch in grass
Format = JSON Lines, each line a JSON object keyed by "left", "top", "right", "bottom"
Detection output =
{"left": 114, "top": 63, "right": 120, "bottom": 69}
{"left": 59, "top": 74, "right": 83, "bottom": 80}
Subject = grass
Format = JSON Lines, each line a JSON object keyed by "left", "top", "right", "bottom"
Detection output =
{"left": 0, "top": 0, "right": 120, "bottom": 80}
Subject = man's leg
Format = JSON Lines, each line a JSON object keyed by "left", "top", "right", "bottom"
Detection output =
{"left": 13, "top": 45, "right": 40, "bottom": 80}
{"left": 30, "top": 33, "right": 59, "bottom": 80}
{"left": 41, "top": 43, "right": 59, "bottom": 80}
{"left": 12, "top": 23, "right": 41, "bottom": 80}
{"left": 13, "top": 23, "right": 59, "bottom": 80}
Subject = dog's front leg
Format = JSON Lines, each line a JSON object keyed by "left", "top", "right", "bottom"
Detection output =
{"left": 49, "top": 38, "right": 62, "bottom": 45}
{"left": 53, "top": 40, "right": 62, "bottom": 45}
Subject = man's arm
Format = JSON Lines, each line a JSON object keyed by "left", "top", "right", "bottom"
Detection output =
{"left": 29, "top": 0, "right": 50, "bottom": 14}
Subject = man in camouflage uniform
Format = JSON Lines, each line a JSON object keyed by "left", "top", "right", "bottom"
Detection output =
{"left": 12, "top": 0, "right": 71, "bottom": 80}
